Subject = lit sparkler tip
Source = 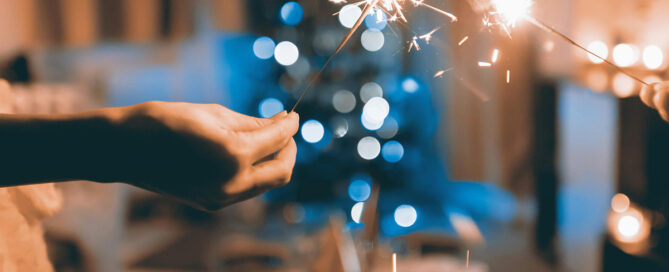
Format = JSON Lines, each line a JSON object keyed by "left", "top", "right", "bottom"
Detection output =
{"left": 478, "top": 61, "right": 492, "bottom": 67}
{"left": 458, "top": 36, "right": 469, "bottom": 46}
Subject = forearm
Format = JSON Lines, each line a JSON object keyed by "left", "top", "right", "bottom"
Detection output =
{"left": 0, "top": 109, "right": 125, "bottom": 186}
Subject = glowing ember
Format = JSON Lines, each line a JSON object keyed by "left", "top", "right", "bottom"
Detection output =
{"left": 478, "top": 61, "right": 492, "bottom": 67}
{"left": 506, "top": 69, "right": 510, "bottom": 83}
{"left": 458, "top": 36, "right": 469, "bottom": 46}
{"left": 433, "top": 68, "right": 452, "bottom": 78}
{"left": 491, "top": 49, "right": 499, "bottom": 63}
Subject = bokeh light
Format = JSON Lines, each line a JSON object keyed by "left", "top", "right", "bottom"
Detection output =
{"left": 618, "top": 215, "right": 640, "bottom": 238}
{"left": 280, "top": 1, "right": 303, "bottom": 26}
{"left": 351, "top": 202, "right": 365, "bottom": 223}
{"left": 377, "top": 116, "right": 399, "bottom": 139}
{"left": 611, "top": 193, "right": 630, "bottom": 213}
{"left": 286, "top": 57, "right": 311, "bottom": 79}
{"left": 361, "top": 29, "right": 385, "bottom": 52}
{"left": 586, "top": 41, "right": 608, "bottom": 64}
{"left": 348, "top": 179, "right": 371, "bottom": 202}
{"left": 331, "top": 116, "right": 349, "bottom": 138}
{"left": 365, "top": 9, "right": 387, "bottom": 31}
{"left": 361, "top": 113, "right": 384, "bottom": 131}
{"left": 382, "top": 141, "right": 404, "bottom": 163}
{"left": 612, "top": 72, "right": 637, "bottom": 98}
{"left": 585, "top": 68, "right": 608, "bottom": 92}
{"left": 612, "top": 44, "right": 639, "bottom": 67}
{"left": 360, "top": 82, "right": 383, "bottom": 103}
{"left": 357, "top": 136, "right": 381, "bottom": 160}
{"left": 253, "top": 36, "right": 276, "bottom": 60}
{"left": 394, "top": 204, "right": 417, "bottom": 227}
{"left": 301, "top": 120, "right": 325, "bottom": 143}
{"left": 642, "top": 45, "right": 663, "bottom": 70}
{"left": 275, "top": 41, "right": 299, "bottom": 66}
{"left": 401, "top": 77, "right": 419, "bottom": 93}
{"left": 258, "top": 98, "right": 284, "bottom": 118}
{"left": 338, "top": 4, "right": 362, "bottom": 29}
{"left": 333, "top": 90, "right": 357, "bottom": 113}
{"left": 362, "top": 97, "right": 390, "bottom": 124}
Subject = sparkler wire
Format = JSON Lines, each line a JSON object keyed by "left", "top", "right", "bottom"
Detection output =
{"left": 524, "top": 16, "right": 649, "bottom": 86}
{"left": 291, "top": 0, "right": 380, "bottom": 112}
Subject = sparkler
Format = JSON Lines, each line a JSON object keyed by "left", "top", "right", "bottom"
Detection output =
{"left": 466, "top": 249, "right": 470, "bottom": 269}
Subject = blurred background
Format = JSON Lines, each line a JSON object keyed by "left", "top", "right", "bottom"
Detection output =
{"left": 1, "top": 0, "right": 668, "bottom": 271}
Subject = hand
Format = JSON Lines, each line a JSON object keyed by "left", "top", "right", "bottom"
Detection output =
{"left": 640, "top": 82, "right": 669, "bottom": 122}
{"left": 104, "top": 102, "right": 299, "bottom": 210}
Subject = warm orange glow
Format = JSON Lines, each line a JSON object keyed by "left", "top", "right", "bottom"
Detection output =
{"left": 586, "top": 41, "right": 608, "bottom": 64}
{"left": 608, "top": 207, "right": 650, "bottom": 244}
{"left": 585, "top": 68, "right": 608, "bottom": 92}
{"left": 612, "top": 72, "right": 637, "bottom": 98}
{"left": 611, "top": 193, "right": 630, "bottom": 213}
{"left": 612, "top": 44, "right": 639, "bottom": 67}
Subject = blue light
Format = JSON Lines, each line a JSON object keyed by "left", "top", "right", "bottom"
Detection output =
{"left": 258, "top": 98, "right": 284, "bottom": 118}
{"left": 401, "top": 77, "right": 420, "bottom": 93}
{"left": 280, "top": 2, "right": 303, "bottom": 26}
{"left": 348, "top": 179, "right": 371, "bottom": 202}
{"left": 301, "top": 120, "right": 325, "bottom": 143}
{"left": 253, "top": 37, "right": 276, "bottom": 60}
{"left": 382, "top": 141, "right": 404, "bottom": 163}
{"left": 364, "top": 9, "right": 387, "bottom": 31}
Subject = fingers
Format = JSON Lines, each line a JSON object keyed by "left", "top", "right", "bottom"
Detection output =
{"left": 654, "top": 88, "right": 669, "bottom": 122}
{"left": 640, "top": 82, "right": 659, "bottom": 109}
{"left": 237, "top": 112, "right": 299, "bottom": 161}
{"left": 249, "top": 138, "right": 297, "bottom": 189}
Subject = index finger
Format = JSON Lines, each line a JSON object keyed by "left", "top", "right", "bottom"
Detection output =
{"left": 238, "top": 112, "right": 299, "bottom": 161}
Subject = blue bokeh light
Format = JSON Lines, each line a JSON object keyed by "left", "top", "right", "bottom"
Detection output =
{"left": 253, "top": 36, "right": 276, "bottom": 60}
{"left": 382, "top": 140, "right": 404, "bottom": 163}
{"left": 280, "top": 1, "right": 304, "bottom": 26}
{"left": 364, "top": 9, "right": 387, "bottom": 31}
{"left": 401, "top": 77, "right": 420, "bottom": 93}
{"left": 348, "top": 178, "right": 372, "bottom": 202}
{"left": 258, "top": 98, "right": 284, "bottom": 118}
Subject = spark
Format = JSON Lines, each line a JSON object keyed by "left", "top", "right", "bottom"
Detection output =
{"left": 458, "top": 36, "right": 469, "bottom": 46}
{"left": 433, "top": 68, "right": 452, "bottom": 78}
{"left": 392, "top": 252, "right": 397, "bottom": 272}
{"left": 419, "top": 27, "right": 440, "bottom": 44}
{"left": 491, "top": 49, "right": 499, "bottom": 63}
{"left": 506, "top": 69, "right": 510, "bottom": 83}
{"left": 478, "top": 61, "right": 492, "bottom": 67}
{"left": 408, "top": 36, "right": 421, "bottom": 52}
{"left": 466, "top": 250, "right": 470, "bottom": 269}
{"left": 417, "top": 1, "right": 458, "bottom": 22}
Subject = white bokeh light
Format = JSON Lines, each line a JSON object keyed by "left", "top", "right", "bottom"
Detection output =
{"left": 360, "top": 82, "right": 383, "bottom": 103}
{"left": 402, "top": 78, "right": 419, "bottom": 93}
{"left": 362, "top": 97, "right": 390, "bottom": 124}
{"left": 274, "top": 41, "right": 299, "bottom": 66}
{"left": 331, "top": 117, "right": 349, "bottom": 138}
{"left": 301, "top": 120, "right": 324, "bottom": 143}
{"left": 357, "top": 136, "right": 381, "bottom": 160}
{"left": 351, "top": 202, "right": 365, "bottom": 223}
{"left": 258, "top": 98, "right": 284, "bottom": 118}
{"left": 361, "top": 29, "right": 385, "bottom": 52}
{"left": 377, "top": 117, "right": 399, "bottom": 139}
{"left": 612, "top": 44, "right": 639, "bottom": 67}
{"left": 333, "top": 90, "right": 357, "bottom": 113}
{"left": 618, "top": 215, "right": 640, "bottom": 238}
{"left": 642, "top": 45, "right": 663, "bottom": 70}
{"left": 394, "top": 204, "right": 417, "bottom": 227}
{"left": 338, "top": 4, "right": 362, "bottom": 29}
{"left": 612, "top": 72, "right": 636, "bottom": 98}
{"left": 586, "top": 41, "right": 608, "bottom": 64}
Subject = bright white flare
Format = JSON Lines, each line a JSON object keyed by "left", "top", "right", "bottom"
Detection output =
{"left": 491, "top": 0, "right": 533, "bottom": 27}
{"left": 586, "top": 41, "right": 608, "bottom": 64}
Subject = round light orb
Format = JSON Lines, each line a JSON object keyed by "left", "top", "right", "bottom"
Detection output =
{"left": 394, "top": 204, "right": 418, "bottom": 227}
{"left": 382, "top": 141, "right": 404, "bottom": 163}
{"left": 331, "top": 117, "right": 349, "bottom": 138}
{"left": 611, "top": 193, "right": 630, "bottom": 213}
{"left": 362, "top": 97, "right": 390, "bottom": 124}
{"left": 402, "top": 77, "right": 419, "bottom": 93}
{"left": 360, "top": 82, "right": 383, "bottom": 103}
{"left": 642, "top": 45, "right": 663, "bottom": 70}
{"left": 586, "top": 41, "right": 608, "bottom": 64}
{"left": 301, "top": 120, "right": 325, "bottom": 143}
{"left": 585, "top": 68, "right": 609, "bottom": 92}
{"left": 377, "top": 117, "right": 399, "bottom": 139}
{"left": 365, "top": 9, "right": 387, "bottom": 31}
{"left": 618, "top": 215, "right": 640, "bottom": 238}
{"left": 357, "top": 136, "right": 381, "bottom": 160}
{"left": 361, "top": 29, "right": 385, "bottom": 52}
{"left": 286, "top": 57, "right": 311, "bottom": 79}
{"left": 253, "top": 36, "right": 276, "bottom": 60}
{"left": 274, "top": 41, "right": 299, "bottom": 66}
{"left": 612, "top": 72, "right": 637, "bottom": 98}
{"left": 612, "top": 44, "right": 639, "bottom": 67}
{"left": 333, "top": 90, "right": 357, "bottom": 113}
{"left": 361, "top": 113, "right": 384, "bottom": 131}
{"left": 348, "top": 179, "right": 372, "bottom": 202}
{"left": 351, "top": 202, "right": 365, "bottom": 223}
{"left": 338, "top": 4, "right": 362, "bottom": 29}
{"left": 280, "top": 1, "right": 303, "bottom": 26}
{"left": 258, "top": 98, "right": 284, "bottom": 118}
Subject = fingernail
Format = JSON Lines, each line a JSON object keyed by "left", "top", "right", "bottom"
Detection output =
{"left": 288, "top": 112, "right": 299, "bottom": 120}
